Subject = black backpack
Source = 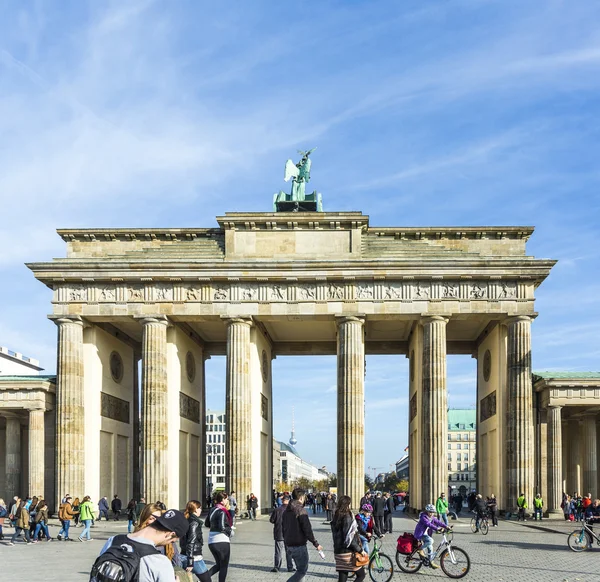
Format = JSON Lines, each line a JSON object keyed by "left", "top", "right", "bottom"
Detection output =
{"left": 90, "top": 534, "right": 160, "bottom": 582}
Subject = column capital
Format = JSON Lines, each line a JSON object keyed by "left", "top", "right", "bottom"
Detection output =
{"left": 420, "top": 315, "right": 449, "bottom": 325}
{"left": 50, "top": 315, "right": 85, "bottom": 327}
{"left": 504, "top": 315, "right": 534, "bottom": 326}
{"left": 335, "top": 315, "right": 365, "bottom": 327}
{"left": 221, "top": 316, "right": 254, "bottom": 327}
{"left": 1, "top": 411, "right": 23, "bottom": 420}
{"left": 136, "top": 315, "right": 169, "bottom": 327}
{"left": 548, "top": 404, "right": 563, "bottom": 411}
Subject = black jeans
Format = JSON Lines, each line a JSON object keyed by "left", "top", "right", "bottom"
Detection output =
{"left": 208, "top": 542, "right": 231, "bottom": 582}
{"left": 384, "top": 512, "right": 393, "bottom": 533}
{"left": 339, "top": 569, "right": 366, "bottom": 582}
{"left": 374, "top": 515, "right": 385, "bottom": 535}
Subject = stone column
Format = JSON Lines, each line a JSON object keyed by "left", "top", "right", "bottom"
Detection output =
{"left": 140, "top": 316, "right": 169, "bottom": 503}
{"left": 225, "top": 318, "right": 253, "bottom": 502}
{"left": 336, "top": 316, "right": 365, "bottom": 505}
{"left": 506, "top": 316, "right": 534, "bottom": 510}
{"left": 28, "top": 408, "right": 45, "bottom": 496}
{"left": 54, "top": 316, "right": 85, "bottom": 505}
{"left": 567, "top": 419, "right": 581, "bottom": 494}
{"left": 582, "top": 414, "right": 597, "bottom": 497}
{"left": 5, "top": 413, "right": 22, "bottom": 500}
{"left": 421, "top": 316, "right": 448, "bottom": 506}
{"left": 547, "top": 406, "right": 563, "bottom": 516}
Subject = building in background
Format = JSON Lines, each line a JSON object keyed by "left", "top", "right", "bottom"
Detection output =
{"left": 395, "top": 454, "right": 409, "bottom": 480}
{"left": 273, "top": 439, "right": 328, "bottom": 486}
{"left": 447, "top": 409, "right": 477, "bottom": 498}
{"left": 0, "top": 346, "right": 43, "bottom": 375}
{"left": 206, "top": 410, "right": 226, "bottom": 494}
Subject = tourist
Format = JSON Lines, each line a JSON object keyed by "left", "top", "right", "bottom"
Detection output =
{"left": 583, "top": 493, "right": 593, "bottom": 519}
{"left": 181, "top": 500, "right": 211, "bottom": 581}
{"left": 414, "top": 503, "right": 446, "bottom": 569}
{"left": 8, "top": 500, "right": 32, "bottom": 545}
{"left": 516, "top": 492, "right": 527, "bottom": 521}
{"left": 112, "top": 494, "right": 123, "bottom": 520}
{"left": 487, "top": 494, "right": 498, "bottom": 527}
{"left": 270, "top": 493, "right": 294, "bottom": 573}
{"left": 355, "top": 503, "right": 375, "bottom": 553}
{"left": 58, "top": 495, "right": 75, "bottom": 541}
{"left": 136, "top": 497, "right": 147, "bottom": 520}
{"left": 384, "top": 492, "right": 394, "bottom": 533}
{"left": 126, "top": 498, "right": 137, "bottom": 533}
{"left": 29, "top": 496, "right": 39, "bottom": 534}
{"left": 92, "top": 508, "right": 188, "bottom": 582}
{"left": 282, "top": 488, "right": 323, "bottom": 582}
{"left": 32, "top": 499, "right": 52, "bottom": 542}
{"left": 78, "top": 495, "right": 95, "bottom": 542}
{"left": 9, "top": 496, "right": 20, "bottom": 527}
{"left": 247, "top": 493, "right": 258, "bottom": 520}
{"left": 98, "top": 496, "right": 110, "bottom": 520}
{"left": 205, "top": 491, "right": 233, "bottom": 582}
{"left": 332, "top": 495, "right": 367, "bottom": 582}
{"left": 359, "top": 492, "right": 371, "bottom": 509}
{"left": 562, "top": 494, "right": 572, "bottom": 521}
{"left": 0, "top": 498, "right": 7, "bottom": 540}
{"left": 403, "top": 492, "right": 410, "bottom": 513}
{"left": 435, "top": 492, "right": 449, "bottom": 526}
{"left": 325, "top": 494, "right": 335, "bottom": 522}
{"left": 533, "top": 493, "right": 544, "bottom": 520}
{"left": 227, "top": 491, "right": 237, "bottom": 528}
{"left": 372, "top": 492, "right": 385, "bottom": 536}
{"left": 72, "top": 497, "right": 81, "bottom": 526}
{"left": 473, "top": 494, "right": 487, "bottom": 531}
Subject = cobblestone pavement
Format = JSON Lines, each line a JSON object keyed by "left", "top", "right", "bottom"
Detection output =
{"left": 1, "top": 511, "right": 598, "bottom": 582}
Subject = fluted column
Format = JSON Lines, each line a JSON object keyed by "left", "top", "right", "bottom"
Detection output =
{"left": 140, "top": 316, "right": 169, "bottom": 502}
{"left": 547, "top": 406, "right": 563, "bottom": 516}
{"left": 28, "top": 408, "right": 45, "bottom": 496}
{"left": 336, "top": 316, "right": 365, "bottom": 505}
{"left": 506, "top": 316, "right": 534, "bottom": 510}
{"left": 5, "top": 414, "right": 22, "bottom": 500}
{"left": 225, "top": 317, "right": 253, "bottom": 502}
{"left": 421, "top": 316, "right": 448, "bottom": 506}
{"left": 567, "top": 419, "right": 581, "bottom": 494}
{"left": 54, "top": 316, "right": 85, "bottom": 506}
{"left": 582, "top": 414, "right": 597, "bottom": 497}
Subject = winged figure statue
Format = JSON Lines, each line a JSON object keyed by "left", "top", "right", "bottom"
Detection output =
{"left": 274, "top": 148, "right": 323, "bottom": 212}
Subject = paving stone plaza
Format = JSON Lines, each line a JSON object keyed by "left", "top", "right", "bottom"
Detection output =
{"left": 2, "top": 511, "right": 598, "bottom": 582}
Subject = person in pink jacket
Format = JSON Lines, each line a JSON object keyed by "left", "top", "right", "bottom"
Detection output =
{"left": 413, "top": 504, "right": 447, "bottom": 569}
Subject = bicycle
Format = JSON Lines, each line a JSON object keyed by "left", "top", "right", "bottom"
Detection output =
{"left": 470, "top": 511, "right": 489, "bottom": 535}
{"left": 395, "top": 529, "right": 471, "bottom": 579}
{"left": 367, "top": 536, "right": 394, "bottom": 582}
{"left": 567, "top": 518, "right": 600, "bottom": 552}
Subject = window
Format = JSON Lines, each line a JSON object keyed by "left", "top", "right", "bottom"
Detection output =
{"left": 448, "top": 453, "right": 452, "bottom": 461}
{"left": 456, "top": 453, "right": 461, "bottom": 461}
{"left": 464, "top": 434, "right": 468, "bottom": 441}
{"left": 448, "top": 444, "right": 451, "bottom": 449}
{"left": 457, "top": 434, "right": 461, "bottom": 441}
{"left": 463, "top": 453, "right": 468, "bottom": 461}
{"left": 448, "top": 433, "right": 452, "bottom": 441}
{"left": 207, "top": 455, "right": 212, "bottom": 464}
{"left": 457, "top": 463, "right": 462, "bottom": 471}
{"left": 448, "top": 463, "right": 452, "bottom": 470}
{"left": 457, "top": 443, "right": 461, "bottom": 450}
{"left": 459, "top": 424, "right": 465, "bottom": 429}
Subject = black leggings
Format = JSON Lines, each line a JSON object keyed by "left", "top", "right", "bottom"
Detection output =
{"left": 339, "top": 569, "right": 366, "bottom": 582}
{"left": 208, "top": 542, "right": 231, "bottom": 582}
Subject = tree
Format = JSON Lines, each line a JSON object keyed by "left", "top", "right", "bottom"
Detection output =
{"left": 397, "top": 479, "right": 409, "bottom": 493}
{"left": 327, "top": 473, "right": 337, "bottom": 488}
{"left": 365, "top": 473, "right": 374, "bottom": 491}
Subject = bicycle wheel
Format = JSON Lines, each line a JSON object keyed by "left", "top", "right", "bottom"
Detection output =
{"left": 470, "top": 517, "right": 477, "bottom": 533}
{"left": 480, "top": 520, "right": 489, "bottom": 535}
{"left": 368, "top": 552, "right": 394, "bottom": 582}
{"left": 395, "top": 551, "right": 422, "bottom": 573}
{"left": 568, "top": 530, "right": 591, "bottom": 552}
{"left": 440, "top": 546, "right": 470, "bottom": 579}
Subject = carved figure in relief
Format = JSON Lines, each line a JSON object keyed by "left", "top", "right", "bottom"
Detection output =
{"left": 186, "top": 287, "right": 201, "bottom": 300}
{"left": 242, "top": 286, "right": 257, "bottom": 300}
{"left": 100, "top": 287, "right": 115, "bottom": 301}
{"left": 442, "top": 283, "right": 458, "bottom": 298}
{"left": 470, "top": 283, "right": 486, "bottom": 299}
{"left": 499, "top": 282, "right": 516, "bottom": 298}
{"left": 156, "top": 287, "right": 172, "bottom": 300}
{"left": 384, "top": 286, "right": 402, "bottom": 299}
{"left": 69, "top": 286, "right": 86, "bottom": 301}
{"left": 214, "top": 287, "right": 228, "bottom": 300}
{"left": 357, "top": 284, "right": 373, "bottom": 299}
{"left": 271, "top": 285, "right": 285, "bottom": 300}
{"left": 328, "top": 284, "right": 344, "bottom": 300}
{"left": 128, "top": 286, "right": 143, "bottom": 301}
{"left": 299, "top": 286, "right": 316, "bottom": 300}
{"left": 415, "top": 283, "right": 430, "bottom": 298}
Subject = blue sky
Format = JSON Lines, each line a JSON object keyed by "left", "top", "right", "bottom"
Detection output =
{"left": 1, "top": 0, "right": 600, "bottom": 471}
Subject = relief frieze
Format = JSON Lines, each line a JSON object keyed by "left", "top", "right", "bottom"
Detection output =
{"left": 180, "top": 392, "right": 201, "bottom": 423}
{"left": 100, "top": 392, "right": 130, "bottom": 424}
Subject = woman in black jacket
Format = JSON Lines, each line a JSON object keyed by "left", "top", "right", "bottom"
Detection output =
{"left": 181, "top": 500, "right": 211, "bottom": 581}
{"left": 331, "top": 495, "right": 368, "bottom": 582}
{"left": 206, "top": 492, "right": 233, "bottom": 582}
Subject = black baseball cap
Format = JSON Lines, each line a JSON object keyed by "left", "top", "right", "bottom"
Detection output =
{"left": 154, "top": 509, "right": 188, "bottom": 538}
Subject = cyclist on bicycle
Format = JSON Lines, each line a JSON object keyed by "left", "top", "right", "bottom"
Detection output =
{"left": 355, "top": 504, "right": 377, "bottom": 553}
{"left": 414, "top": 503, "right": 447, "bottom": 570}
{"left": 473, "top": 494, "right": 487, "bottom": 531}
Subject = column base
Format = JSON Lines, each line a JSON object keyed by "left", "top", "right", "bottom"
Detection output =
{"left": 545, "top": 510, "right": 564, "bottom": 519}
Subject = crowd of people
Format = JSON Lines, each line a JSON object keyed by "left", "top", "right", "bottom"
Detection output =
{"left": 561, "top": 492, "right": 600, "bottom": 521}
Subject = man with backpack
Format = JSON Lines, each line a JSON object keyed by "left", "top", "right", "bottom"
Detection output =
{"left": 91, "top": 508, "right": 188, "bottom": 582}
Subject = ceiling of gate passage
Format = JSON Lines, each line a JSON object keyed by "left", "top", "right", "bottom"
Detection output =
{"left": 94, "top": 314, "right": 496, "bottom": 356}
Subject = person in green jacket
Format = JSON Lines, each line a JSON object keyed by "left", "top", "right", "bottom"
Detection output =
{"left": 517, "top": 493, "right": 527, "bottom": 521}
{"left": 534, "top": 494, "right": 543, "bottom": 521}
{"left": 436, "top": 493, "right": 449, "bottom": 526}
{"left": 78, "top": 496, "right": 95, "bottom": 542}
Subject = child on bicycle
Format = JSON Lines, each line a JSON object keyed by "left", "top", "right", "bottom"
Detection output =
{"left": 355, "top": 503, "right": 376, "bottom": 553}
{"left": 414, "top": 503, "right": 447, "bottom": 570}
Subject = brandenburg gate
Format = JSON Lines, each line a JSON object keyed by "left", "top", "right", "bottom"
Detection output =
{"left": 27, "top": 209, "right": 555, "bottom": 513}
